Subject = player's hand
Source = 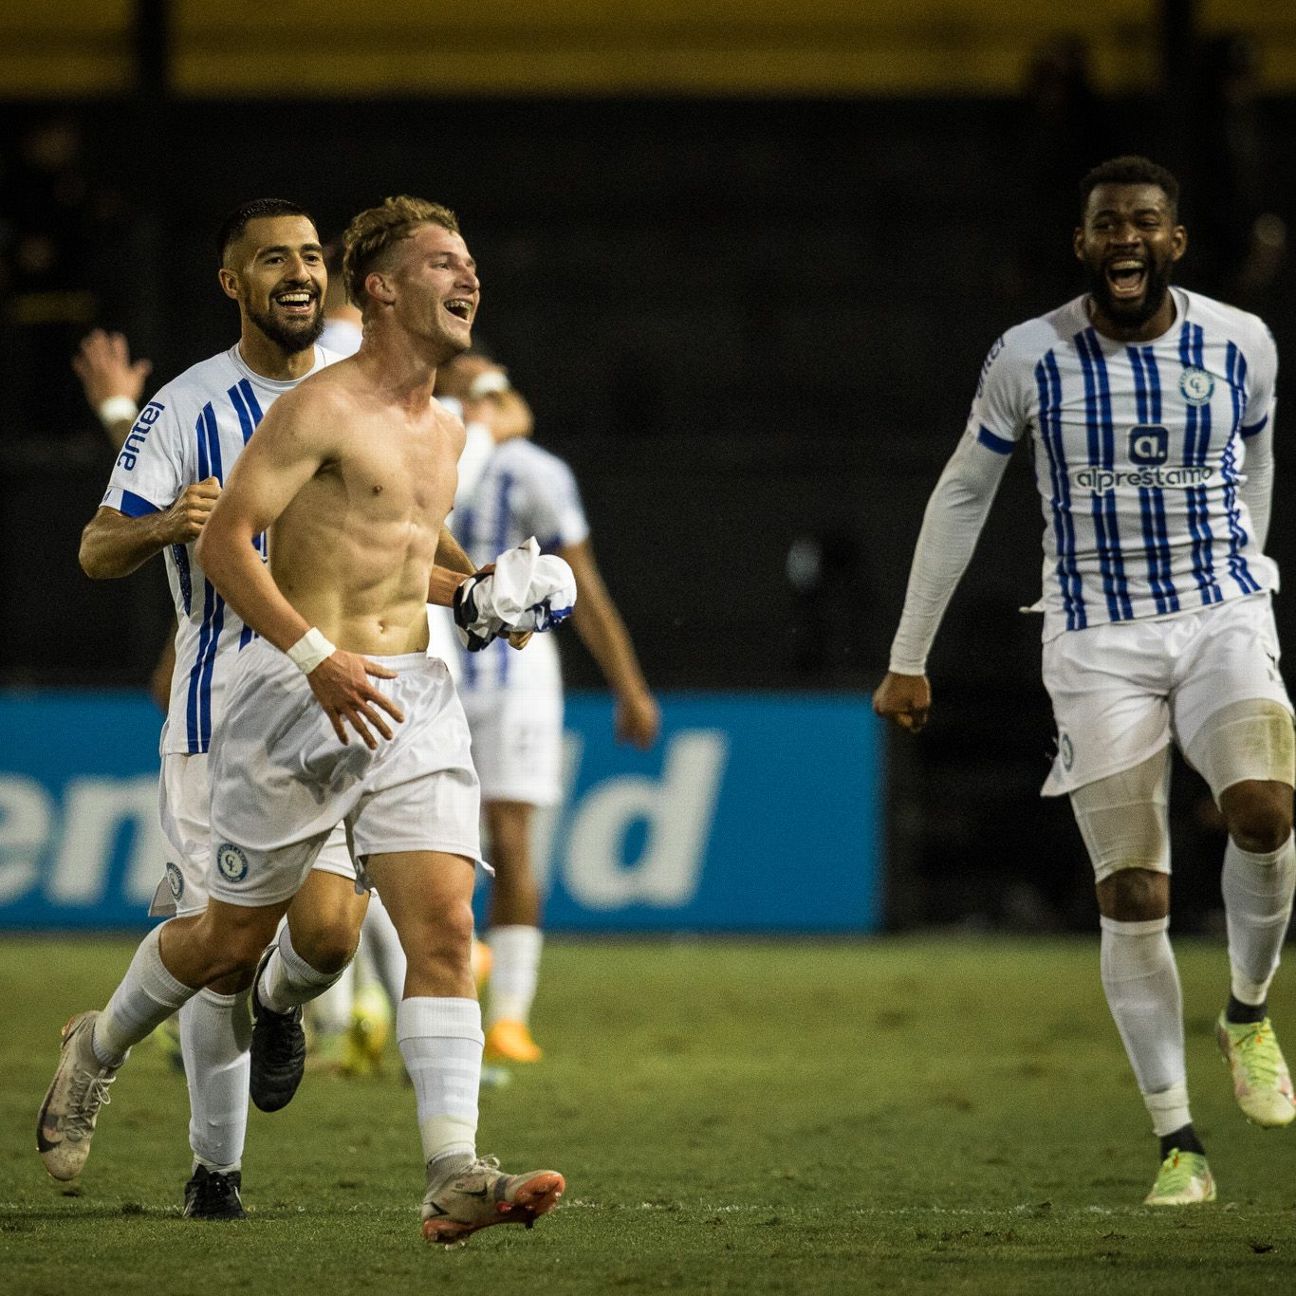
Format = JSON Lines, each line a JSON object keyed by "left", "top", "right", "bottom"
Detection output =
{"left": 161, "top": 477, "right": 221, "bottom": 544}
{"left": 616, "top": 689, "right": 661, "bottom": 749}
{"left": 72, "top": 329, "right": 152, "bottom": 407}
{"left": 306, "top": 650, "right": 405, "bottom": 750}
{"left": 872, "top": 672, "right": 932, "bottom": 733}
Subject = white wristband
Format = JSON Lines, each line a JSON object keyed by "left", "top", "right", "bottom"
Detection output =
{"left": 286, "top": 627, "right": 335, "bottom": 675}
{"left": 97, "top": 396, "right": 139, "bottom": 428}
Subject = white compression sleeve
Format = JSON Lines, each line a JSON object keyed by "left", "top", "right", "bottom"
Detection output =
{"left": 1240, "top": 421, "right": 1274, "bottom": 551}
{"left": 888, "top": 435, "right": 1013, "bottom": 675}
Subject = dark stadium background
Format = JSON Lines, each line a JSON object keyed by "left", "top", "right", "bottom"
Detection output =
{"left": 3, "top": 0, "right": 1294, "bottom": 934}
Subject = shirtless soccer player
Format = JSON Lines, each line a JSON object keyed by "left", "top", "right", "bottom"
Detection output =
{"left": 39, "top": 195, "right": 573, "bottom": 1244}
{"left": 64, "top": 198, "right": 372, "bottom": 1219}
{"left": 874, "top": 156, "right": 1295, "bottom": 1206}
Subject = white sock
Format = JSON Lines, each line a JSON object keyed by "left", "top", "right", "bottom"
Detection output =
{"left": 180, "top": 987, "right": 251, "bottom": 1173}
{"left": 362, "top": 895, "right": 407, "bottom": 1009}
{"left": 1222, "top": 834, "right": 1296, "bottom": 1005}
{"left": 310, "top": 962, "right": 356, "bottom": 1036}
{"left": 486, "top": 924, "right": 543, "bottom": 1026}
{"left": 397, "top": 997, "right": 482, "bottom": 1179}
{"left": 1099, "top": 916, "right": 1191, "bottom": 1135}
{"left": 259, "top": 924, "right": 346, "bottom": 1014}
{"left": 93, "top": 924, "right": 196, "bottom": 1067}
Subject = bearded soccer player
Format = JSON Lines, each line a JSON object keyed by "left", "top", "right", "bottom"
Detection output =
{"left": 875, "top": 156, "right": 1294, "bottom": 1205}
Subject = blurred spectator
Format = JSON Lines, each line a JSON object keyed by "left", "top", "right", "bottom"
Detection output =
{"left": 1187, "top": 33, "right": 1286, "bottom": 308}
{"left": 0, "top": 115, "right": 124, "bottom": 443}
{"left": 1005, "top": 36, "right": 1116, "bottom": 309}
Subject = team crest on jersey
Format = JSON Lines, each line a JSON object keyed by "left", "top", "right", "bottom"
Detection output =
{"left": 165, "top": 861, "right": 184, "bottom": 901}
{"left": 1128, "top": 425, "right": 1169, "bottom": 465}
{"left": 1059, "top": 732, "right": 1074, "bottom": 772}
{"left": 216, "top": 843, "right": 249, "bottom": 883}
{"left": 1178, "top": 367, "right": 1215, "bottom": 406}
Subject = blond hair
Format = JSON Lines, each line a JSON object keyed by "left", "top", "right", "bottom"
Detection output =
{"left": 341, "top": 196, "right": 460, "bottom": 308}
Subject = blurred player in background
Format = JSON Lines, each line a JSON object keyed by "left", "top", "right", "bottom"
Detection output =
{"left": 59, "top": 199, "right": 371, "bottom": 1218}
{"left": 41, "top": 195, "right": 572, "bottom": 1244}
{"left": 875, "top": 156, "right": 1295, "bottom": 1205}
{"left": 437, "top": 349, "right": 660, "bottom": 1063}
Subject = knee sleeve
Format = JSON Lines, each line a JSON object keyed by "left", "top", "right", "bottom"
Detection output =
{"left": 1184, "top": 699, "right": 1295, "bottom": 801}
{"left": 1070, "top": 749, "right": 1172, "bottom": 883}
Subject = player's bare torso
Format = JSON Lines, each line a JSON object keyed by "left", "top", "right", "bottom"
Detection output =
{"left": 271, "top": 358, "right": 465, "bottom": 656}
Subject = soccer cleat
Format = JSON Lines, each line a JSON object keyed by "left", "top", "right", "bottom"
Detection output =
{"left": 183, "top": 1165, "right": 247, "bottom": 1220}
{"left": 1143, "top": 1149, "right": 1216, "bottom": 1206}
{"left": 249, "top": 947, "right": 306, "bottom": 1112}
{"left": 485, "top": 1019, "right": 543, "bottom": 1064}
{"left": 1216, "top": 1013, "right": 1296, "bottom": 1128}
{"left": 36, "top": 1011, "right": 118, "bottom": 1182}
{"left": 421, "top": 1156, "right": 564, "bottom": 1245}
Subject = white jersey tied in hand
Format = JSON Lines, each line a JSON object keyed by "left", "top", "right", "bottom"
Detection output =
{"left": 454, "top": 537, "right": 576, "bottom": 651}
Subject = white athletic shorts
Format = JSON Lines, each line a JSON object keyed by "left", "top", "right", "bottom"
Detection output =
{"left": 153, "top": 751, "right": 353, "bottom": 917}
{"left": 1041, "top": 593, "right": 1292, "bottom": 797}
{"left": 206, "top": 639, "right": 482, "bottom": 908}
{"left": 461, "top": 685, "right": 565, "bottom": 806}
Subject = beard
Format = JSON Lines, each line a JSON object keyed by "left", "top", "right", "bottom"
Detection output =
{"left": 1084, "top": 256, "right": 1173, "bottom": 329}
{"left": 247, "top": 299, "right": 325, "bottom": 354}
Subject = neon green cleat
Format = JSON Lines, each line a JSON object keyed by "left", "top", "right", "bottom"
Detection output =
{"left": 1143, "top": 1149, "right": 1215, "bottom": 1206}
{"left": 1216, "top": 1013, "right": 1296, "bottom": 1128}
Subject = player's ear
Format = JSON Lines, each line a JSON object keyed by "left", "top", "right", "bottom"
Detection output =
{"left": 217, "top": 267, "right": 241, "bottom": 301}
{"left": 1072, "top": 226, "right": 1086, "bottom": 262}
{"left": 365, "top": 270, "right": 396, "bottom": 306}
{"left": 1170, "top": 223, "right": 1187, "bottom": 263}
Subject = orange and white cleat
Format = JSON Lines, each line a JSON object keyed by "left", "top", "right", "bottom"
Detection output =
{"left": 421, "top": 1156, "right": 564, "bottom": 1245}
{"left": 485, "top": 1019, "right": 543, "bottom": 1063}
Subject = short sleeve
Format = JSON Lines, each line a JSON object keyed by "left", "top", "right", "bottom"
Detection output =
{"left": 517, "top": 447, "right": 590, "bottom": 551}
{"left": 1241, "top": 323, "right": 1278, "bottom": 439}
{"left": 100, "top": 396, "right": 188, "bottom": 515}
{"left": 963, "top": 331, "right": 1033, "bottom": 455}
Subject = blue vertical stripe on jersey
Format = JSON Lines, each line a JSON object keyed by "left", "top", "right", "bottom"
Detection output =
{"left": 1128, "top": 346, "right": 1178, "bottom": 614}
{"left": 228, "top": 382, "right": 256, "bottom": 444}
{"left": 1221, "top": 343, "right": 1260, "bottom": 595}
{"left": 195, "top": 407, "right": 211, "bottom": 480}
{"left": 1076, "top": 331, "right": 1125, "bottom": 621}
{"left": 237, "top": 379, "right": 264, "bottom": 425}
{"left": 457, "top": 505, "right": 479, "bottom": 688}
{"left": 1035, "top": 353, "right": 1084, "bottom": 630}
{"left": 1178, "top": 323, "right": 1221, "bottom": 605}
{"left": 1142, "top": 347, "right": 1178, "bottom": 609}
{"left": 1088, "top": 331, "right": 1132, "bottom": 617}
{"left": 492, "top": 470, "right": 514, "bottom": 687}
{"left": 185, "top": 403, "right": 227, "bottom": 751}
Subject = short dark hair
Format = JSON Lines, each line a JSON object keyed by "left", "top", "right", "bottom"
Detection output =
{"left": 1079, "top": 156, "right": 1180, "bottom": 220}
{"left": 217, "top": 198, "right": 315, "bottom": 264}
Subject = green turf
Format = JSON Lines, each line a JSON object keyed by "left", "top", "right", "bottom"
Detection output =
{"left": 3, "top": 935, "right": 1296, "bottom": 1294}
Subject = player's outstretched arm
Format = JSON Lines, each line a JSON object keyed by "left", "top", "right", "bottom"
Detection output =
{"left": 561, "top": 538, "right": 660, "bottom": 749}
{"left": 79, "top": 479, "right": 221, "bottom": 579}
{"left": 196, "top": 389, "right": 403, "bottom": 750}
{"left": 72, "top": 330, "right": 152, "bottom": 451}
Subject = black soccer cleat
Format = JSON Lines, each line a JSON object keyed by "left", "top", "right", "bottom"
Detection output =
{"left": 183, "top": 1165, "right": 247, "bottom": 1220}
{"left": 249, "top": 947, "right": 306, "bottom": 1113}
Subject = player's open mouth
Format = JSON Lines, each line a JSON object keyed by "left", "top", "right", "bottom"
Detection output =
{"left": 274, "top": 291, "right": 317, "bottom": 315}
{"left": 444, "top": 299, "right": 473, "bottom": 321}
{"left": 1105, "top": 259, "right": 1146, "bottom": 299}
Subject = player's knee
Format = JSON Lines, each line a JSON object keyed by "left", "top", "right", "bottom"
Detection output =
{"left": 296, "top": 923, "right": 359, "bottom": 975}
{"left": 404, "top": 900, "right": 475, "bottom": 979}
{"left": 1220, "top": 780, "right": 1294, "bottom": 854}
{"left": 1095, "top": 867, "right": 1169, "bottom": 922}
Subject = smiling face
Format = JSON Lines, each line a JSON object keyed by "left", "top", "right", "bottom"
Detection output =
{"left": 378, "top": 222, "right": 479, "bottom": 361}
{"left": 220, "top": 214, "right": 326, "bottom": 354}
{"left": 1074, "top": 183, "right": 1186, "bottom": 337}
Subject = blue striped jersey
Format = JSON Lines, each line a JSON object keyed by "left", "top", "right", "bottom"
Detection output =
{"left": 101, "top": 343, "right": 339, "bottom": 755}
{"left": 970, "top": 288, "right": 1277, "bottom": 639}
{"left": 452, "top": 438, "right": 589, "bottom": 694}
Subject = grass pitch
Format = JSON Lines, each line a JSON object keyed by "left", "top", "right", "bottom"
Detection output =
{"left": 3, "top": 935, "right": 1295, "bottom": 1294}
